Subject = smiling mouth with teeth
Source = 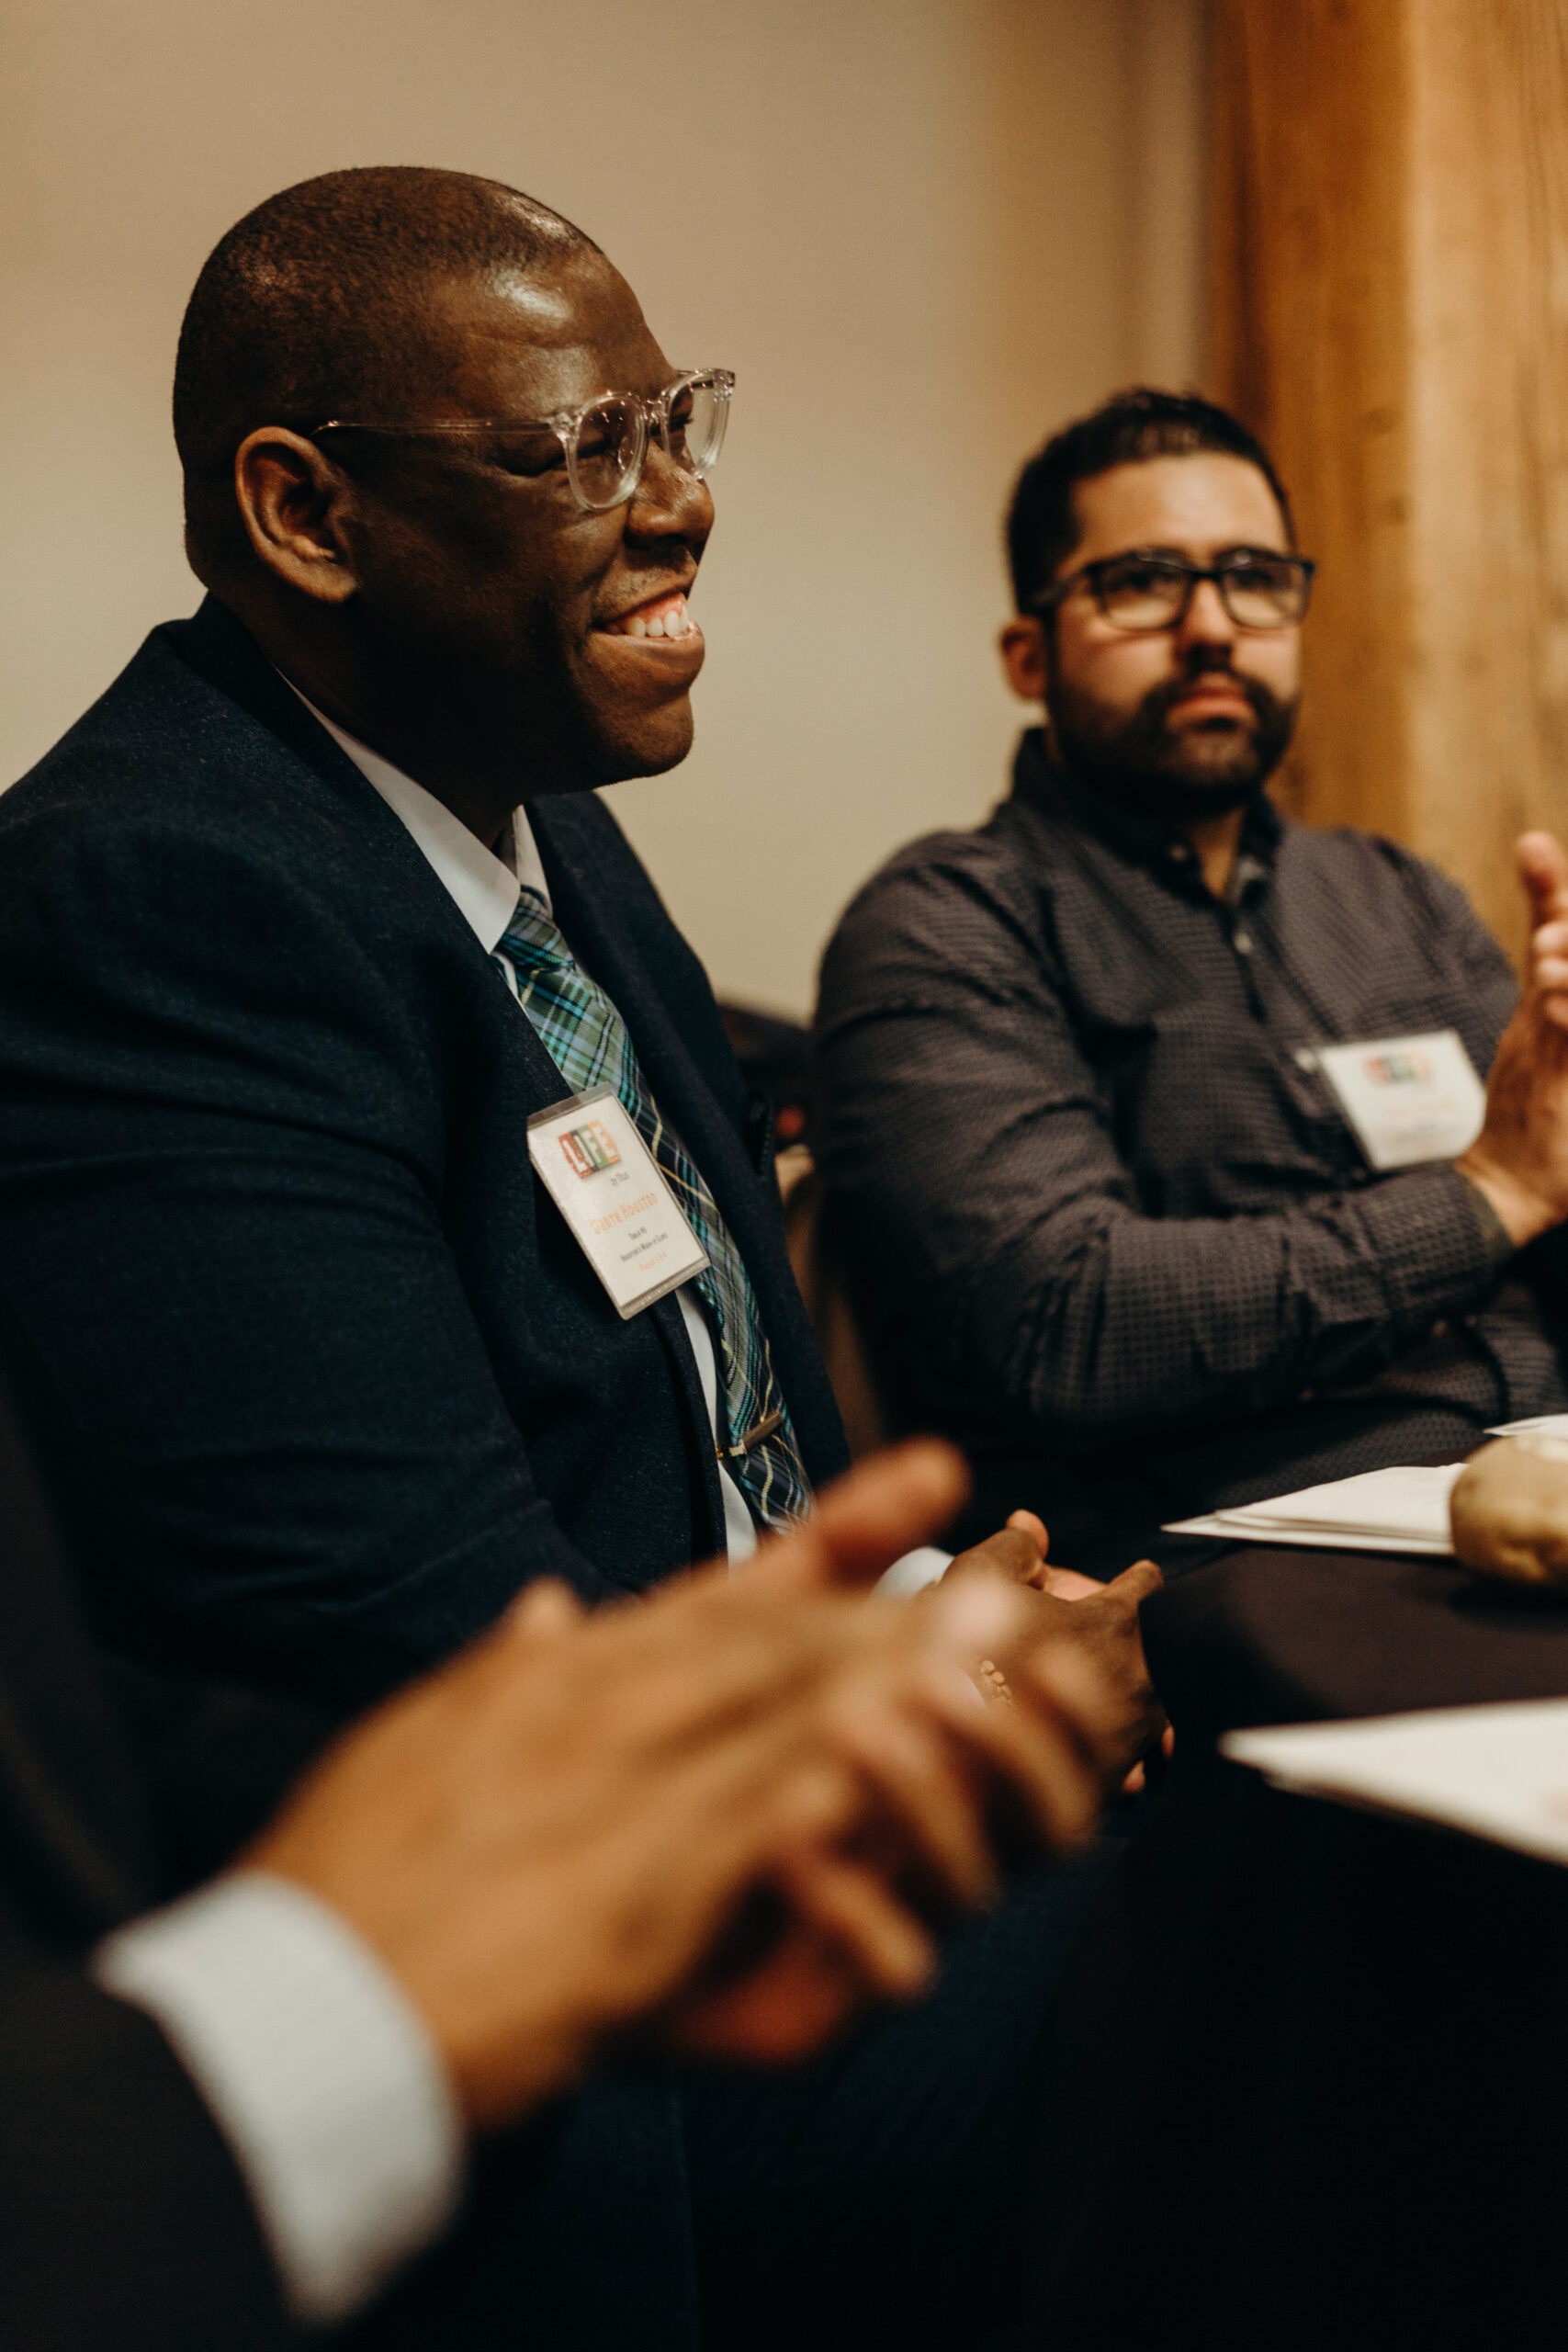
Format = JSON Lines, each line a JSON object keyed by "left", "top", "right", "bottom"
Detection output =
{"left": 605, "top": 590, "right": 701, "bottom": 641}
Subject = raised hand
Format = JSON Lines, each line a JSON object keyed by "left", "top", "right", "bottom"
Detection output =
{"left": 1518, "top": 830, "right": 1568, "bottom": 1031}
{"left": 1456, "top": 831, "right": 1568, "bottom": 1244}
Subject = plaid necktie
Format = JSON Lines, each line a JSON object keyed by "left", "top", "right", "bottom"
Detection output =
{"left": 495, "top": 887, "right": 811, "bottom": 1534}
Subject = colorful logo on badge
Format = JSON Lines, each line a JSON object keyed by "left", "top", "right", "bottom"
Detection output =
{"left": 558, "top": 1119, "right": 622, "bottom": 1177}
{"left": 1362, "top": 1050, "right": 1432, "bottom": 1087}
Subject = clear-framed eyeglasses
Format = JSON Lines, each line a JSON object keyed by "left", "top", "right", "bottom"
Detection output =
{"left": 1032, "top": 547, "right": 1315, "bottom": 632}
{"left": 311, "top": 367, "right": 734, "bottom": 514}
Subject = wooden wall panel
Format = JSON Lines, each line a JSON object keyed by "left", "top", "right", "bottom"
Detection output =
{"left": 1210, "top": 0, "right": 1413, "bottom": 843}
{"left": 1212, "top": 0, "right": 1568, "bottom": 965}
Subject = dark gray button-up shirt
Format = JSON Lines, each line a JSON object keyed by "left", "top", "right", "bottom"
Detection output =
{"left": 813, "top": 730, "right": 1568, "bottom": 1570}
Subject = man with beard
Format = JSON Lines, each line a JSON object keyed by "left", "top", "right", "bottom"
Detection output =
{"left": 813, "top": 389, "right": 1568, "bottom": 1572}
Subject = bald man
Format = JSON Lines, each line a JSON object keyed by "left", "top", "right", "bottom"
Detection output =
{"left": 0, "top": 170, "right": 1157, "bottom": 2351}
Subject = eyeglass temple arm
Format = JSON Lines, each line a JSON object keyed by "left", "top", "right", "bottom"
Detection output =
{"left": 312, "top": 370, "right": 732, "bottom": 444}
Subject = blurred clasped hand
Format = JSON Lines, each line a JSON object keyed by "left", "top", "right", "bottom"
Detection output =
{"left": 245, "top": 1440, "right": 1127, "bottom": 2133}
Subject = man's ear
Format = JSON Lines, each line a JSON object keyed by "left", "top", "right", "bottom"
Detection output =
{"left": 999, "top": 614, "right": 1048, "bottom": 703}
{"left": 233, "top": 427, "right": 361, "bottom": 606}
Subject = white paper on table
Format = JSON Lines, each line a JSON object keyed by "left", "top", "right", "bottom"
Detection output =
{"left": 1487, "top": 1413, "right": 1568, "bottom": 1441}
{"left": 1223, "top": 1699, "right": 1568, "bottom": 1867}
{"left": 1162, "top": 1518, "right": 1455, "bottom": 1555}
{"left": 1163, "top": 1463, "right": 1463, "bottom": 1553}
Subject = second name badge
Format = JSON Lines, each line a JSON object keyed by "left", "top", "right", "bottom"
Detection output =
{"left": 1314, "top": 1027, "right": 1485, "bottom": 1171}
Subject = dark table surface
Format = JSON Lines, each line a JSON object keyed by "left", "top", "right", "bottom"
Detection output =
{"left": 1017, "top": 1540, "right": 1568, "bottom": 2352}
{"left": 1144, "top": 1537, "right": 1568, "bottom": 1734}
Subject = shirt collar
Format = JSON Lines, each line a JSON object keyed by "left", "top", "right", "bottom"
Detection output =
{"left": 285, "top": 682, "right": 550, "bottom": 950}
{"left": 1010, "top": 725, "right": 1282, "bottom": 900}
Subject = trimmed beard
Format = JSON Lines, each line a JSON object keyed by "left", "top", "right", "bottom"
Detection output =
{"left": 1044, "top": 651, "right": 1299, "bottom": 822}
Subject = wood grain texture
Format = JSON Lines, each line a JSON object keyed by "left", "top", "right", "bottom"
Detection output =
{"left": 1212, "top": 0, "right": 1568, "bottom": 966}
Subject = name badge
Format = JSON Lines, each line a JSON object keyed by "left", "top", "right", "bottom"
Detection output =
{"left": 1313, "top": 1027, "right": 1485, "bottom": 1170}
{"left": 527, "top": 1087, "right": 709, "bottom": 1318}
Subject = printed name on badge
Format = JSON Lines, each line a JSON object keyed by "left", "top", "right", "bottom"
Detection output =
{"left": 1314, "top": 1027, "right": 1485, "bottom": 1171}
{"left": 527, "top": 1086, "right": 709, "bottom": 1318}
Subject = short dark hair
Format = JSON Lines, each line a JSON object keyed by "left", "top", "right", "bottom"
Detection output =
{"left": 173, "top": 164, "right": 599, "bottom": 577}
{"left": 1004, "top": 387, "right": 1294, "bottom": 613}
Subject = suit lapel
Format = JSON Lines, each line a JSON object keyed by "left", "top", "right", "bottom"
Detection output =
{"left": 531, "top": 794, "right": 850, "bottom": 1487}
{"left": 525, "top": 803, "right": 733, "bottom": 1544}
{"left": 165, "top": 601, "right": 596, "bottom": 1119}
{"left": 530, "top": 796, "right": 752, "bottom": 1192}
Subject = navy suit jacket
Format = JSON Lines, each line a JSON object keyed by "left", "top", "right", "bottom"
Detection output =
{"left": 0, "top": 596, "right": 847, "bottom": 1705}
{"left": 0, "top": 609, "right": 1075, "bottom": 2351}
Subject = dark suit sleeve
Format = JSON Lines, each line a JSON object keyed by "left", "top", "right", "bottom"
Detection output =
{"left": 0, "top": 1912, "right": 297, "bottom": 2352}
{"left": 102, "top": 1657, "right": 342, "bottom": 1890}
{"left": 0, "top": 808, "right": 624, "bottom": 1702}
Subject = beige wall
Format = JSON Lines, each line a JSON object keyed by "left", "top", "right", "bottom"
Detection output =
{"left": 0, "top": 0, "right": 1207, "bottom": 1013}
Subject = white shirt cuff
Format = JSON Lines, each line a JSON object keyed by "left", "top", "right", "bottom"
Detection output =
{"left": 875, "top": 1545, "right": 953, "bottom": 1597}
{"left": 92, "top": 1871, "right": 464, "bottom": 2325}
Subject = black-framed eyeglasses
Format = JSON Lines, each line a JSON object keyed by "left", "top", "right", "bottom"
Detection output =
{"left": 311, "top": 367, "right": 734, "bottom": 514}
{"left": 1032, "top": 547, "right": 1315, "bottom": 632}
